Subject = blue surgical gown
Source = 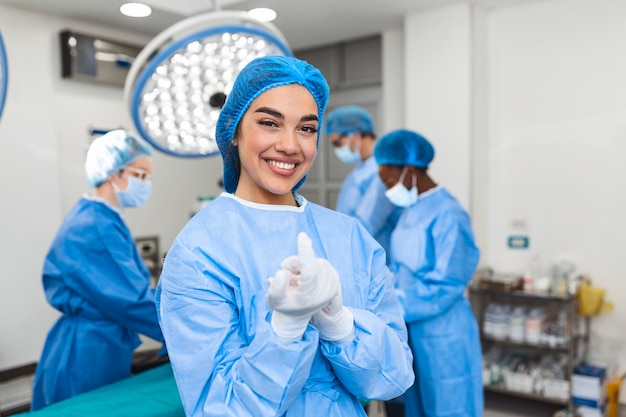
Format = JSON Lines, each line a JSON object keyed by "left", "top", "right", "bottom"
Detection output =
{"left": 31, "top": 196, "right": 164, "bottom": 411}
{"left": 156, "top": 193, "right": 414, "bottom": 417}
{"left": 336, "top": 156, "right": 402, "bottom": 261}
{"left": 389, "top": 187, "right": 483, "bottom": 417}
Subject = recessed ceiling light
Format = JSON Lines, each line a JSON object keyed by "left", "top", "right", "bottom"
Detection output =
{"left": 248, "top": 8, "right": 277, "bottom": 22}
{"left": 120, "top": 3, "right": 152, "bottom": 18}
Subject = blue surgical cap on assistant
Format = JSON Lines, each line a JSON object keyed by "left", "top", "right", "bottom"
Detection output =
{"left": 85, "top": 129, "right": 153, "bottom": 188}
{"left": 373, "top": 129, "right": 435, "bottom": 169}
{"left": 325, "top": 105, "right": 375, "bottom": 136}
{"left": 216, "top": 55, "right": 330, "bottom": 194}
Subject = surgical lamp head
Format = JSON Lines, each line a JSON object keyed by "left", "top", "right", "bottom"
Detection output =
{"left": 373, "top": 129, "right": 435, "bottom": 169}
{"left": 325, "top": 105, "right": 375, "bottom": 136}
{"left": 85, "top": 129, "right": 153, "bottom": 188}
{"left": 216, "top": 55, "right": 330, "bottom": 193}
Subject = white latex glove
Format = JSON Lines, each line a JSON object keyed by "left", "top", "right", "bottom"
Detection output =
{"left": 311, "top": 285, "right": 355, "bottom": 343}
{"left": 267, "top": 232, "right": 339, "bottom": 343}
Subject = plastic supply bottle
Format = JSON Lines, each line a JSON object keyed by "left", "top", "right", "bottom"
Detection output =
{"left": 509, "top": 306, "right": 526, "bottom": 342}
{"left": 524, "top": 255, "right": 541, "bottom": 293}
{"left": 525, "top": 307, "right": 545, "bottom": 345}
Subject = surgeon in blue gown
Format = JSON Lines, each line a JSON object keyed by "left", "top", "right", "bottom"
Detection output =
{"left": 325, "top": 105, "right": 401, "bottom": 262}
{"left": 31, "top": 129, "right": 165, "bottom": 410}
{"left": 373, "top": 129, "right": 483, "bottom": 417}
{"left": 156, "top": 56, "right": 414, "bottom": 417}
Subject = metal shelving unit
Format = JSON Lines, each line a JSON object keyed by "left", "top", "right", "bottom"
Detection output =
{"left": 469, "top": 286, "right": 590, "bottom": 413}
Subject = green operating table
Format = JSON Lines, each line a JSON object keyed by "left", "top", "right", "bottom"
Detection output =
{"left": 18, "top": 363, "right": 184, "bottom": 417}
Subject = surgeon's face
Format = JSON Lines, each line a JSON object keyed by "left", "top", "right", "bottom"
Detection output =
{"left": 378, "top": 164, "right": 404, "bottom": 190}
{"left": 234, "top": 84, "right": 319, "bottom": 205}
{"left": 110, "top": 156, "right": 153, "bottom": 191}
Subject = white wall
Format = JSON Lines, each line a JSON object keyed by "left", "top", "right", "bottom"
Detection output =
{"left": 404, "top": 4, "right": 473, "bottom": 211}
{"left": 484, "top": 0, "right": 626, "bottom": 371}
{"left": 381, "top": 28, "right": 405, "bottom": 133}
{"left": 0, "top": 5, "right": 223, "bottom": 370}
{"left": 401, "top": 0, "right": 626, "bottom": 394}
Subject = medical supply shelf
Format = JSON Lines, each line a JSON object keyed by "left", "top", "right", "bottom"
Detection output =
{"left": 469, "top": 287, "right": 590, "bottom": 409}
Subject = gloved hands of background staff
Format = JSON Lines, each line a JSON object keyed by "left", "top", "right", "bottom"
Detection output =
{"left": 267, "top": 232, "right": 339, "bottom": 343}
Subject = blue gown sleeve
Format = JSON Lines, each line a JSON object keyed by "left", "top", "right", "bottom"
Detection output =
{"left": 316, "top": 227, "right": 414, "bottom": 401}
{"left": 156, "top": 243, "right": 320, "bottom": 417}
{"left": 395, "top": 209, "right": 480, "bottom": 323}
{"left": 46, "top": 207, "right": 163, "bottom": 342}
{"left": 353, "top": 177, "right": 399, "bottom": 238}
{"left": 335, "top": 169, "right": 359, "bottom": 215}
{"left": 318, "top": 283, "right": 415, "bottom": 401}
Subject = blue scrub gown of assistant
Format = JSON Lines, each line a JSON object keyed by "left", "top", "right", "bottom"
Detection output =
{"left": 156, "top": 193, "right": 414, "bottom": 417}
{"left": 31, "top": 196, "right": 164, "bottom": 411}
{"left": 390, "top": 186, "right": 483, "bottom": 417}
{"left": 336, "top": 156, "right": 402, "bottom": 261}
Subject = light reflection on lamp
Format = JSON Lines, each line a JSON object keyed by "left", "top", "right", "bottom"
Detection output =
{"left": 0, "top": 31, "right": 7, "bottom": 122}
{"left": 124, "top": 11, "right": 292, "bottom": 158}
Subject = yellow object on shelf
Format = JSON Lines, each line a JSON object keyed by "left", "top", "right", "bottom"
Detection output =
{"left": 606, "top": 374, "right": 624, "bottom": 417}
{"left": 577, "top": 279, "right": 612, "bottom": 316}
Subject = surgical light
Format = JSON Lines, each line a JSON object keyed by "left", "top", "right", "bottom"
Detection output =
{"left": 124, "top": 11, "right": 292, "bottom": 158}
{"left": 120, "top": 3, "right": 152, "bottom": 18}
{"left": 0, "top": 31, "right": 7, "bottom": 122}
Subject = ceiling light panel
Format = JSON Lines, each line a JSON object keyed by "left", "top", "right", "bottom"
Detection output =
{"left": 120, "top": 3, "right": 153, "bottom": 18}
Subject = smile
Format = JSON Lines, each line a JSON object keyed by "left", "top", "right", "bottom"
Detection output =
{"left": 267, "top": 160, "right": 296, "bottom": 170}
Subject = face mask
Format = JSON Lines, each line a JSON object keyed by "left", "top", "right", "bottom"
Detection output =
{"left": 333, "top": 135, "right": 361, "bottom": 164}
{"left": 385, "top": 167, "right": 418, "bottom": 207}
{"left": 113, "top": 176, "right": 152, "bottom": 208}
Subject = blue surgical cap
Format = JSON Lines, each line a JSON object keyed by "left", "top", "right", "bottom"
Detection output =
{"left": 373, "top": 129, "right": 435, "bottom": 169}
{"left": 216, "top": 55, "right": 330, "bottom": 194}
{"left": 85, "top": 129, "right": 153, "bottom": 188}
{"left": 325, "top": 105, "right": 375, "bottom": 136}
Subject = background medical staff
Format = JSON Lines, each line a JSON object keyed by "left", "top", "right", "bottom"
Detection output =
{"left": 374, "top": 129, "right": 483, "bottom": 417}
{"left": 325, "top": 105, "right": 401, "bottom": 263}
{"left": 156, "top": 56, "right": 414, "bottom": 417}
{"left": 31, "top": 129, "right": 165, "bottom": 410}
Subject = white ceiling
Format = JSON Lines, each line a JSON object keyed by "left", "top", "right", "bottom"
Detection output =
{"left": 0, "top": 0, "right": 538, "bottom": 50}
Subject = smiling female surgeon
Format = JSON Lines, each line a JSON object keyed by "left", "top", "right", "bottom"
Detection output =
{"left": 156, "top": 56, "right": 414, "bottom": 417}
{"left": 31, "top": 130, "right": 165, "bottom": 410}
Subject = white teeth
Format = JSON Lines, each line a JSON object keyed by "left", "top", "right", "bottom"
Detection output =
{"left": 268, "top": 160, "right": 295, "bottom": 170}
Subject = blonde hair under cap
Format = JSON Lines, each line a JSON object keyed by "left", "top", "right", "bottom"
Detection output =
{"left": 216, "top": 55, "right": 330, "bottom": 194}
{"left": 85, "top": 129, "right": 153, "bottom": 188}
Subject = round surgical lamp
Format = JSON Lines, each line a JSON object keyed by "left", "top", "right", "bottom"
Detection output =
{"left": 124, "top": 10, "right": 292, "bottom": 158}
{"left": 0, "top": 31, "right": 8, "bottom": 122}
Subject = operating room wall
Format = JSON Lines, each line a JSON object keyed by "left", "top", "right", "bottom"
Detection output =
{"left": 403, "top": 5, "right": 472, "bottom": 213}
{"left": 402, "top": 0, "right": 626, "bottom": 393}
{"left": 484, "top": 0, "right": 626, "bottom": 374}
{"left": 0, "top": 5, "right": 223, "bottom": 370}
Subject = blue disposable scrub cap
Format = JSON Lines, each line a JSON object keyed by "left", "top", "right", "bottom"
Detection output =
{"left": 216, "top": 55, "right": 330, "bottom": 194}
{"left": 373, "top": 129, "right": 435, "bottom": 169}
{"left": 325, "top": 105, "right": 375, "bottom": 136}
{"left": 85, "top": 129, "right": 153, "bottom": 188}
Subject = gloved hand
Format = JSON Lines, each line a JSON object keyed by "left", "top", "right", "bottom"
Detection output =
{"left": 311, "top": 284, "right": 355, "bottom": 343}
{"left": 267, "top": 232, "right": 339, "bottom": 343}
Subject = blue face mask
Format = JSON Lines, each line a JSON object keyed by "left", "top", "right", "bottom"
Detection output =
{"left": 385, "top": 167, "right": 418, "bottom": 207}
{"left": 333, "top": 135, "right": 361, "bottom": 164}
{"left": 113, "top": 176, "right": 152, "bottom": 208}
